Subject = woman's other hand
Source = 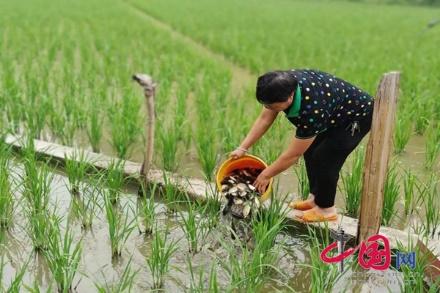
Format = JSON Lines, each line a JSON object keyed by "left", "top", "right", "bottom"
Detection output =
{"left": 253, "top": 170, "right": 271, "bottom": 194}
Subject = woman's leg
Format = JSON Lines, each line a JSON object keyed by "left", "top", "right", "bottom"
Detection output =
{"left": 302, "top": 132, "right": 328, "bottom": 201}
{"left": 301, "top": 111, "right": 373, "bottom": 217}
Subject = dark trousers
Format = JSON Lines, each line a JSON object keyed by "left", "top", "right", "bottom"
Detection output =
{"left": 303, "top": 111, "right": 373, "bottom": 208}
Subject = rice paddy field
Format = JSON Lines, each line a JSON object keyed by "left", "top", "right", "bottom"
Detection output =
{"left": 0, "top": 0, "right": 439, "bottom": 291}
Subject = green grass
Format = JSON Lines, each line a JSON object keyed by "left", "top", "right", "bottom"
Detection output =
{"left": 341, "top": 146, "right": 365, "bottom": 217}
{"left": 402, "top": 168, "right": 417, "bottom": 216}
{"left": 95, "top": 256, "right": 138, "bottom": 293}
{"left": 178, "top": 200, "right": 209, "bottom": 254}
{"left": 44, "top": 217, "right": 82, "bottom": 293}
{"left": 86, "top": 99, "right": 104, "bottom": 153}
{"left": 219, "top": 195, "right": 289, "bottom": 292}
{"left": 0, "top": 144, "right": 14, "bottom": 228}
{"left": 0, "top": 254, "right": 29, "bottom": 293}
{"left": 64, "top": 150, "right": 92, "bottom": 197}
{"left": 294, "top": 158, "right": 310, "bottom": 200}
{"left": 105, "top": 159, "right": 126, "bottom": 204}
{"left": 382, "top": 163, "right": 400, "bottom": 226}
{"left": 137, "top": 182, "right": 158, "bottom": 234}
{"left": 417, "top": 176, "right": 440, "bottom": 238}
{"left": 103, "top": 190, "right": 136, "bottom": 258}
{"left": 70, "top": 174, "right": 101, "bottom": 229}
{"left": 424, "top": 122, "right": 440, "bottom": 169}
{"left": 304, "top": 226, "right": 344, "bottom": 293}
{"left": 147, "top": 225, "right": 179, "bottom": 289}
{"left": 394, "top": 110, "right": 413, "bottom": 154}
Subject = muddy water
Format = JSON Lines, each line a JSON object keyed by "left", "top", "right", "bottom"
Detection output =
{"left": 0, "top": 160, "right": 407, "bottom": 292}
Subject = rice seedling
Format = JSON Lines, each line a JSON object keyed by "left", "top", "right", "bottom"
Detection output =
{"left": 86, "top": 100, "right": 104, "bottom": 153}
{"left": 294, "top": 158, "right": 310, "bottom": 200}
{"left": 106, "top": 159, "right": 126, "bottom": 204}
{"left": 418, "top": 176, "right": 440, "bottom": 239}
{"left": 187, "top": 257, "right": 219, "bottom": 293}
{"left": 64, "top": 150, "right": 91, "bottom": 197}
{"left": 424, "top": 122, "right": 440, "bottom": 170}
{"left": 381, "top": 163, "right": 400, "bottom": 226}
{"left": 137, "top": 182, "right": 158, "bottom": 234}
{"left": 161, "top": 171, "right": 184, "bottom": 213}
{"left": 302, "top": 225, "right": 344, "bottom": 293}
{"left": 0, "top": 145, "right": 14, "bottom": 228}
{"left": 396, "top": 237, "right": 440, "bottom": 292}
{"left": 402, "top": 168, "right": 417, "bottom": 216}
{"left": 21, "top": 161, "right": 53, "bottom": 215}
{"left": 219, "top": 195, "right": 288, "bottom": 292}
{"left": 341, "top": 146, "right": 364, "bottom": 217}
{"left": 103, "top": 190, "right": 136, "bottom": 258}
{"left": 108, "top": 94, "right": 142, "bottom": 159}
{"left": 95, "top": 256, "right": 138, "bottom": 293}
{"left": 194, "top": 121, "right": 219, "bottom": 181}
{"left": 178, "top": 200, "right": 209, "bottom": 254}
{"left": 44, "top": 218, "right": 82, "bottom": 293}
{"left": 158, "top": 123, "right": 179, "bottom": 172}
{"left": 198, "top": 196, "right": 221, "bottom": 230}
{"left": 0, "top": 254, "right": 29, "bottom": 293}
{"left": 147, "top": 225, "right": 179, "bottom": 289}
{"left": 394, "top": 111, "right": 412, "bottom": 154}
{"left": 71, "top": 176, "right": 101, "bottom": 229}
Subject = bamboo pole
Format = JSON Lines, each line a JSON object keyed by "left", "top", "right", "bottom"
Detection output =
{"left": 132, "top": 74, "right": 156, "bottom": 183}
{"left": 356, "top": 72, "right": 400, "bottom": 245}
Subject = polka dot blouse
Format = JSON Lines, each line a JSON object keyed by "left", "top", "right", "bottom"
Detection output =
{"left": 283, "top": 68, "right": 374, "bottom": 139}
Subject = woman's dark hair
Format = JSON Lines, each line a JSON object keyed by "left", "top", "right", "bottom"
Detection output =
{"left": 256, "top": 70, "right": 298, "bottom": 104}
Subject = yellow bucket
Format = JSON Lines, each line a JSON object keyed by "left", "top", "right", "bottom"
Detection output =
{"left": 215, "top": 154, "right": 273, "bottom": 203}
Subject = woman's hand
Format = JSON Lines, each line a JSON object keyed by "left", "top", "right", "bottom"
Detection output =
{"left": 253, "top": 170, "right": 271, "bottom": 194}
{"left": 229, "top": 148, "right": 247, "bottom": 160}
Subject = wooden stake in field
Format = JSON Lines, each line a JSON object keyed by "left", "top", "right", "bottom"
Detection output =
{"left": 133, "top": 74, "right": 156, "bottom": 183}
{"left": 356, "top": 72, "right": 400, "bottom": 245}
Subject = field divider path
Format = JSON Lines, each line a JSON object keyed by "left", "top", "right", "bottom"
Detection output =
{"left": 123, "top": 0, "right": 255, "bottom": 92}
{"left": 5, "top": 134, "right": 440, "bottom": 269}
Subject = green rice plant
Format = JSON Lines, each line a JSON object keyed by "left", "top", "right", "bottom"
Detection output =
{"left": 198, "top": 196, "right": 221, "bottom": 230}
{"left": 157, "top": 122, "right": 179, "bottom": 172}
{"left": 418, "top": 176, "right": 440, "bottom": 238}
{"left": 424, "top": 123, "right": 440, "bottom": 170}
{"left": 194, "top": 123, "right": 219, "bottom": 181}
{"left": 294, "top": 158, "right": 310, "bottom": 200}
{"left": 27, "top": 207, "right": 51, "bottom": 252}
{"left": 178, "top": 200, "right": 209, "bottom": 254}
{"left": 71, "top": 175, "right": 101, "bottom": 229}
{"left": 219, "top": 195, "right": 288, "bottom": 292}
{"left": 394, "top": 111, "right": 412, "bottom": 154}
{"left": 396, "top": 237, "right": 440, "bottom": 292}
{"left": 304, "top": 225, "right": 344, "bottom": 293}
{"left": 64, "top": 150, "right": 91, "bottom": 197}
{"left": 161, "top": 171, "right": 184, "bottom": 213}
{"left": 0, "top": 145, "right": 14, "bottom": 228}
{"left": 147, "top": 225, "right": 179, "bottom": 289}
{"left": 86, "top": 100, "right": 104, "bottom": 153}
{"left": 21, "top": 162, "right": 53, "bottom": 215}
{"left": 341, "top": 146, "right": 365, "bottom": 217}
{"left": 187, "top": 257, "right": 219, "bottom": 293}
{"left": 381, "top": 163, "right": 400, "bottom": 226}
{"left": 402, "top": 168, "right": 417, "bottom": 216}
{"left": 108, "top": 94, "right": 142, "bottom": 159}
{"left": 95, "top": 256, "right": 138, "bottom": 293}
{"left": 106, "top": 159, "right": 126, "bottom": 204}
{"left": 0, "top": 254, "right": 29, "bottom": 293}
{"left": 103, "top": 191, "right": 136, "bottom": 258}
{"left": 44, "top": 218, "right": 82, "bottom": 293}
{"left": 137, "top": 182, "right": 158, "bottom": 234}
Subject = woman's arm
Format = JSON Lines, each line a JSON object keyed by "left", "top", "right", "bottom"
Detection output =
{"left": 230, "top": 107, "right": 278, "bottom": 158}
{"left": 253, "top": 135, "right": 316, "bottom": 193}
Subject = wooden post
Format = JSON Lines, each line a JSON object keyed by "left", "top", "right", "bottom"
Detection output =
{"left": 132, "top": 74, "right": 156, "bottom": 183}
{"left": 356, "top": 72, "right": 400, "bottom": 245}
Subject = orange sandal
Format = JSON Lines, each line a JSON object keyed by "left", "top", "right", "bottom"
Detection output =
{"left": 288, "top": 200, "right": 314, "bottom": 211}
{"left": 297, "top": 209, "right": 338, "bottom": 223}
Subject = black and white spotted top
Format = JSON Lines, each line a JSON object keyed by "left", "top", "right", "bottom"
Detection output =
{"left": 283, "top": 69, "right": 374, "bottom": 139}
